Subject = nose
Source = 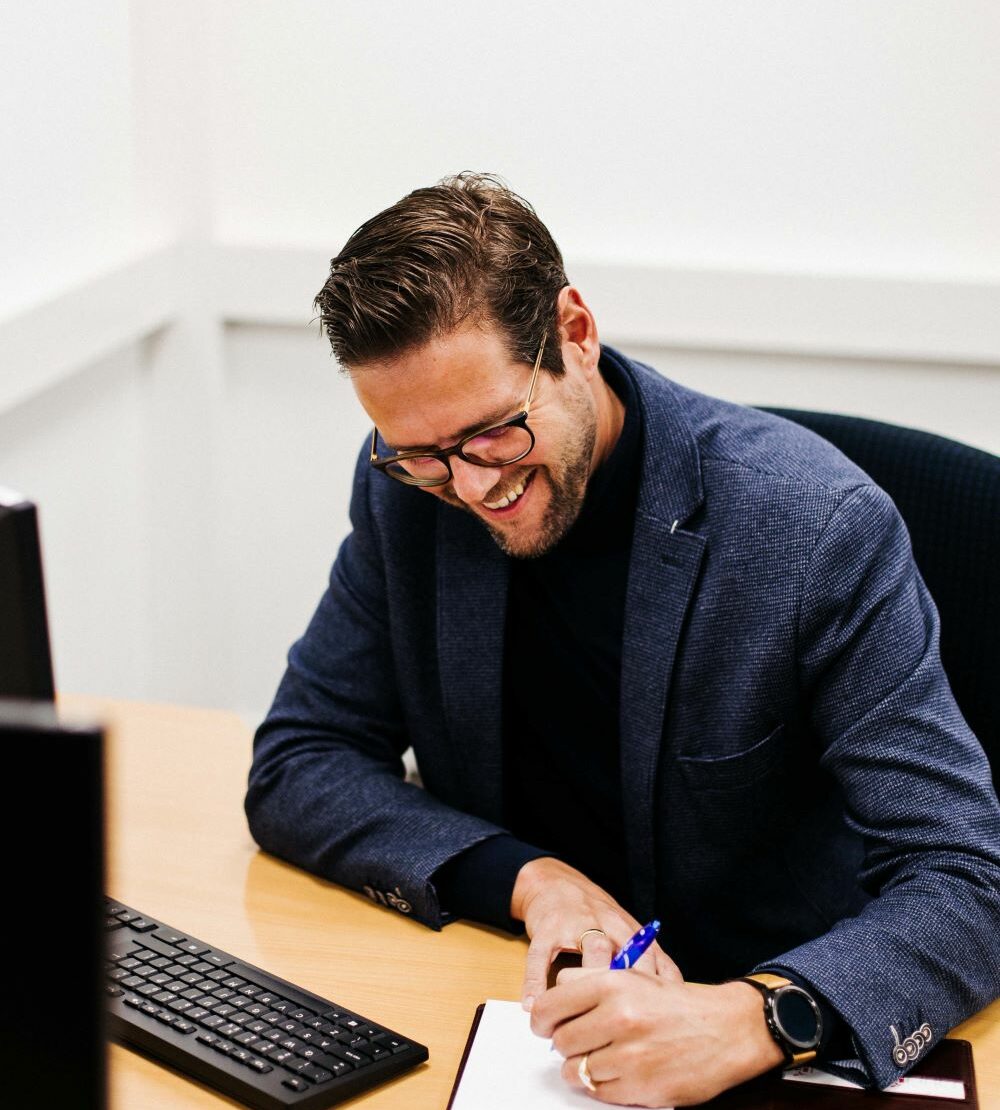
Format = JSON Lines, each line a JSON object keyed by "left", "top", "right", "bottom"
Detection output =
{"left": 448, "top": 457, "right": 502, "bottom": 505}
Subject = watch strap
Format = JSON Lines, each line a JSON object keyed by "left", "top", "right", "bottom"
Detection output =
{"left": 738, "top": 974, "right": 819, "bottom": 1066}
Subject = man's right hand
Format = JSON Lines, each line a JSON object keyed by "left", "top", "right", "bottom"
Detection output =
{"left": 510, "top": 857, "right": 681, "bottom": 1010}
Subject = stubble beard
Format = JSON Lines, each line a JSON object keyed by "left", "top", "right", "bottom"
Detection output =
{"left": 439, "top": 412, "right": 597, "bottom": 560}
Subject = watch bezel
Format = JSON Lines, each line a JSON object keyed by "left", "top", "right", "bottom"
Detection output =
{"left": 768, "top": 983, "right": 823, "bottom": 1051}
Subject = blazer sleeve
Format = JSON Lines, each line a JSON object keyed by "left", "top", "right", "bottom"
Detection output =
{"left": 761, "top": 483, "right": 1000, "bottom": 1088}
{"left": 244, "top": 449, "right": 510, "bottom": 929}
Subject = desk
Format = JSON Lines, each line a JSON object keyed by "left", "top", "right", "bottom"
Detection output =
{"left": 65, "top": 695, "right": 1000, "bottom": 1110}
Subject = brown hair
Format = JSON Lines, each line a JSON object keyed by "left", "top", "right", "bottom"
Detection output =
{"left": 313, "top": 172, "right": 568, "bottom": 376}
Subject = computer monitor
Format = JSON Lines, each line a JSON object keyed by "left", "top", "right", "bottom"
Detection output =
{"left": 0, "top": 489, "right": 105, "bottom": 1107}
{"left": 0, "top": 699, "right": 106, "bottom": 1109}
{"left": 0, "top": 488, "right": 56, "bottom": 700}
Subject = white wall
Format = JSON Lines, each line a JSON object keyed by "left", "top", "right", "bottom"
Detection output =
{"left": 1, "top": 0, "right": 998, "bottom": 722}
{"left": 206, "top": 1, "right": 1000, "bottom": 279}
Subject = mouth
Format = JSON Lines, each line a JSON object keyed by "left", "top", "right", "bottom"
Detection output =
{"left": 481, "top": 469, "right": 536, "bottom": 517}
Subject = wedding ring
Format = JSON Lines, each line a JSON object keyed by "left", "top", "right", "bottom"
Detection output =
{"left": 576, "top": 928, "right": 607, "bottom": 951}
{"left": 579, "top": 1053, "right": 598, "bottom": 1093}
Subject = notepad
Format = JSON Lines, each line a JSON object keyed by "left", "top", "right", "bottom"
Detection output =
{"left": 448, "top": 999, "right": 593, "bottom": 1108}
{"left": 448, "top": 999, "right": 978, "bottom": 1110}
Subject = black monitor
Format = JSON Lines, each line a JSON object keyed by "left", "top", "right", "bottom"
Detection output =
{"left": 0, "top": 699, "right": 106, "bottom": 1108}
{"left": 0, "top": 488, "right": 56, "bottom": 700}
{"left": 0, "top": 489, "right": 105, "bottom": 1107}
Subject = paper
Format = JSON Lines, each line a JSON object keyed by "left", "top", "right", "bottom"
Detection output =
{"left": 784, "top": 1066, "right": 966, "bottom": 1101}
{"left": 449, "top": 999, "right": 595, "bottom": 1108}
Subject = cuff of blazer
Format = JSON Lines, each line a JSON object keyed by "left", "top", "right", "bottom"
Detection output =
{"left": 431, "top": 835, "right": 552, "bottom": 934}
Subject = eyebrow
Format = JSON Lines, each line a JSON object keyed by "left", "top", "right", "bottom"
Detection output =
{"left": 387, "top": 401, "right": 522, "bottom": 453}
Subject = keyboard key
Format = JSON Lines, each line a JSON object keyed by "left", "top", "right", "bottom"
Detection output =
{"left": 371, "top": 1033, "right": 411, "bottom": 1053}
{"left": 301, "top": 1064, "right": 333, "bottom": 1084}
{"left": 153, "top": 929, "right": 186, "bottom": 945}
{"left": 282, "top": 1077, "right": 309, "bottom": 1092}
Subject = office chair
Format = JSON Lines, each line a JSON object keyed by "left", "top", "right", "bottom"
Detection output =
{"left": 760, "top": 408, "right": 999, "bottom": 786}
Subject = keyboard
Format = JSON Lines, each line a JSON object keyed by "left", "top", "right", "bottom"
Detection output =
{"left": 104, "top": 898, "right": 429, "bottom": 1109}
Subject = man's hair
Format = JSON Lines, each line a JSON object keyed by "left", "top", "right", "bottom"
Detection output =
{"left": 313, "top": 172, "right": 568, "bottom": 376}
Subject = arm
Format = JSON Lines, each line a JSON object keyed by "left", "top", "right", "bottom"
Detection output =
{"left": 759, "top": 483, "right": 1000, "bottom": 1086}
{"left": 532, "top": 484, "right": 1000, "bottom": 1105}
{"left": 244, "top": 450, "right": 514, "bottom": 928}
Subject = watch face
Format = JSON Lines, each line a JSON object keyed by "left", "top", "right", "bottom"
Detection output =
{"left": 774, "top": 986, "right": 821, "bottom": 1048}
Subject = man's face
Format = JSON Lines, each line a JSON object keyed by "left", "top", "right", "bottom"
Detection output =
{"left": 353, "top": 322, "right": 600, "bottom": 558}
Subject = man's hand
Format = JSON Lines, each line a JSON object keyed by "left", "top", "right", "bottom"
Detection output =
{"left": 510, "top": 858, "right": 680, "bottom": 1010}
{"left": 531, "top": 971, "right": 783, "bottom": 1107}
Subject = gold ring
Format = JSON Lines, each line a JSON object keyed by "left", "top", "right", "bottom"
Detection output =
{"left": 579, "top": 1053, "right": 598, "bottom": 1093}
{"left": 576, "top": 928, "right": 607, "bottom": 951}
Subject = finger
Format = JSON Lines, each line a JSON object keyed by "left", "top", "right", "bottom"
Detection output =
{"left": 550, "top": 1005, "right": 615, "bottom": 1061}
{"left": 579, "top": 929, "right": 616, "bottom": 969}
{"left": 521, "top": 934, "right": 556, "bottom": 1010}
{"left": 562, "top": 1048, "right": 619, "bottom": 1093}
{"left": 530, "top": 969, "right": 607, "bottom": 1037}
{"left": 556, "top": 966, "right": 603, "bottom": 986}
{"left": 651, "top": 943, "right": 683, "bottom": 983}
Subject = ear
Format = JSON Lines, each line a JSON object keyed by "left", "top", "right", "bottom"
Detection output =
{"left": 556, "top": 286, "right": 601, "bottom": 378}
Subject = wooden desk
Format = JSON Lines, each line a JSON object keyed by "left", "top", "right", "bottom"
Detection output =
{"left": 65, "top": 695, "right": 1000, "bottom": 1109}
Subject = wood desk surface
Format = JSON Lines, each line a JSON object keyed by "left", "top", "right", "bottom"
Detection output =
{"left": 65, "top": 694, "right": 999, "bottom": 1110}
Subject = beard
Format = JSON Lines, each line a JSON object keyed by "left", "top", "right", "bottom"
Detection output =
{"left": 437, "top": 393, "right": 598, "bottom": 559}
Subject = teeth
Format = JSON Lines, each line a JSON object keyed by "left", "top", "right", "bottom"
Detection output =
{"left": 485, "top": 478, "right": 526, "bottom": 510}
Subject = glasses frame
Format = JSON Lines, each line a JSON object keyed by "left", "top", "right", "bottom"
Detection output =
{"left": 369, "top": 336, "right": 547, "bottom": 487}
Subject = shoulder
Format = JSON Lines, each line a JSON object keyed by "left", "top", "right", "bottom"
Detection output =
{"left": 611, "top": 348, "right": 880, "bottom": 509}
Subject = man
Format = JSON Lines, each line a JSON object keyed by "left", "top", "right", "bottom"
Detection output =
{"left": 245, "top": 173, "right": 1000, "bottom": 1107}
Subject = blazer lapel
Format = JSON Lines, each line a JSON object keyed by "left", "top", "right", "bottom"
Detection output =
{"left": 621, "top": 516, "right": 706, "bottom": 918}
{"left": 436, "top": 504, "right": 509, "bottom": 824}
{"left": 615, "top": 351, "right": 708, "bottom": 919}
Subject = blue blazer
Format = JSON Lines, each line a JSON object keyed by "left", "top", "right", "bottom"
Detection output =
{"left": 247, "top": 347, "right": 1000, "bottom": 1087}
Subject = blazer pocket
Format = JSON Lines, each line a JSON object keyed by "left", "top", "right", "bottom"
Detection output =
{"left": 676, "top": 724, "right": 786, "bottom": 792}
{"left": 675, "top": 725, "right": 789, "bottom": 848}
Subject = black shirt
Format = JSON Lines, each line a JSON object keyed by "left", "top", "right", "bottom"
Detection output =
{"left": 433, "top": 353, "right": 641, "bottom": 926}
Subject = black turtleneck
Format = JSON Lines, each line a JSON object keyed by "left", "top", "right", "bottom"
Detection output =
{"left": 432, "top": 352, "right": 641, "bottom": 929}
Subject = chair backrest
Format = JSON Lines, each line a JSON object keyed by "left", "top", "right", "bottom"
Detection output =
{"left": 760, "top": 408, "right": 999, "bottom": 784}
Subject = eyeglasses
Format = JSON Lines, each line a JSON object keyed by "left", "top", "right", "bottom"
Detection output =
{"left": 369, "top": 336, "right": 546, "bottom": 487}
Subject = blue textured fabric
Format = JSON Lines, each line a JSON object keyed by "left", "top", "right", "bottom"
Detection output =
{"left": 246, "top": 347, "right": 1000, "bottom": 1089}
{"left": 759, "top": 408, "right": 1000, "bottom": 785}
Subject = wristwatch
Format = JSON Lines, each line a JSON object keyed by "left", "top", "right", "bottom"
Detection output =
{"left": 738, "top": 972, "right": 823, "bottom": 1066}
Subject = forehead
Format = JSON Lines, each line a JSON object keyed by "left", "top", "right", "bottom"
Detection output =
{"left": 351, "top": 322, "right": 527, "bottom": 447}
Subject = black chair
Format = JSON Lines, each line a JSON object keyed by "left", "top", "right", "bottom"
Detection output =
{"left": 760, "top": 408, "right": 999, "bottom": 785}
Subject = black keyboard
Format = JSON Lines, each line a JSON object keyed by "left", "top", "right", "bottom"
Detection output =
{"left": 104, "top": 898, "right": 429, "bottom": 1109}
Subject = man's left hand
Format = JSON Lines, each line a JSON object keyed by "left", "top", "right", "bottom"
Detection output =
{"left": 530, "top": 969, "right": 783, "bottom": 1107}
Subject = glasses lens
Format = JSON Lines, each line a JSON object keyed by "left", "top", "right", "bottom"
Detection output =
{"left": 386, "top": 456, "right": 450, "bottom": 484}
{"left": 462, "top": 424, "right": 533, "bottom": 466}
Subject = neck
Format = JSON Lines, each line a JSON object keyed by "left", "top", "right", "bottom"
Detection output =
{"left": 591, "top": 373, "right": 626, "bottom": 472}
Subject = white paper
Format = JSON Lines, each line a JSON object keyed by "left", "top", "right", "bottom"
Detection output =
{"left": 449, "top": 999, "right": 595, "bottom": 1109}
{"left": 784, "top": 1066, "right": 966, "bottom": 1101}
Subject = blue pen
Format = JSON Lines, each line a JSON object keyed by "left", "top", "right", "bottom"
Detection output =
{"left": 609, "top": 919, "right": 661, "bottom": 970}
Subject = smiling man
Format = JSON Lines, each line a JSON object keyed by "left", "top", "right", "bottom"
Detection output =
{"left": 245, "top": 174, "right": 1000, "bottom": 1107}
